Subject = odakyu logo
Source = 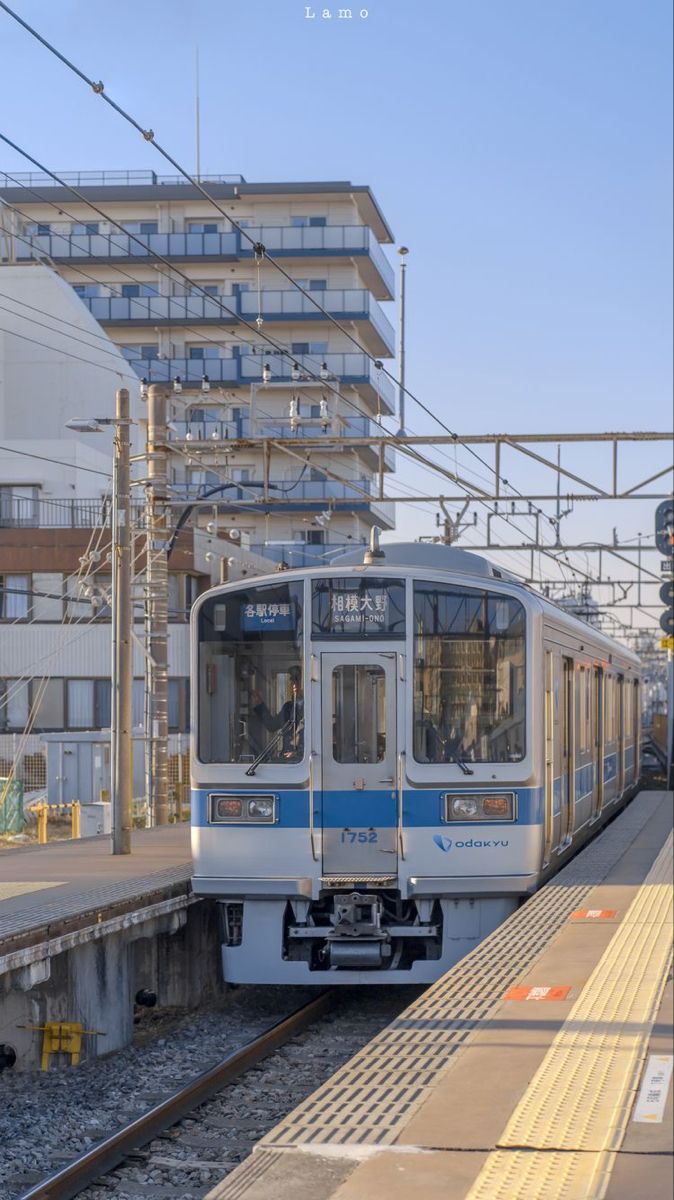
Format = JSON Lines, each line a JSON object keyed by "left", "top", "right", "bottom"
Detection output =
{"left": 433, "top": 834, "right": 509, "bottom": 851}
{"left": 433, "top": 834, "right": 453, "bottom": 852}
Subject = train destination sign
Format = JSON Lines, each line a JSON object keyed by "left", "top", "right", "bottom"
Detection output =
{"left": 312, "top": 577, "right": 406, "bottom": 637}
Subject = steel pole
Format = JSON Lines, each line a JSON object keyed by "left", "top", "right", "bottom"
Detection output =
{"left": 111, "top": 388, "right": 132, "bottom": 854}
{"left": 146, "top": 385, "right": 170, "bottom": 826}
{"left": 396, "top": 246, "right": 408, "bottom": 436}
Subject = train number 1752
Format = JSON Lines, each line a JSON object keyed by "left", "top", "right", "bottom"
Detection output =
{"left": 340, "top": 830, "right": 378, "bottom": 844}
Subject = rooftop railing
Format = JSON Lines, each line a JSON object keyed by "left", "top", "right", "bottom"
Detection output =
{"left": 0, "top": 171, "right": 244, "bottom": 188}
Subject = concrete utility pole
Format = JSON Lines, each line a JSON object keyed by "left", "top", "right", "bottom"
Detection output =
{"left": 146, "top": 385, "right": 171, "bottom": 826}
{"left": 111, "top": 387, "right": 133, "bottom": 854}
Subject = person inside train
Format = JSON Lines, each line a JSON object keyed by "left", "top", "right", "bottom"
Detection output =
{"left": 251, "top": 666, "right": 304, "bottom": 759}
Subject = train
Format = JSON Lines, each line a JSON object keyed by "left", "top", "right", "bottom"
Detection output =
{"left": 191, "top": 539, "right": 642, "bottom": 984}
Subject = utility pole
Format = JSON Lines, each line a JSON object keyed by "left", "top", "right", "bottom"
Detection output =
{"left": 396, "top": 246, "right": 409, "bottom": 436}
{"left": 110, "top": 388, "right": 133, "bottom": 854}
{"left": 146, "top": 385, "right": 171, "bottom": 826}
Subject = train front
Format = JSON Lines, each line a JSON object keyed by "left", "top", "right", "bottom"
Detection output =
{"left": 191, "top": 561, "right": 536, "bottom": 984}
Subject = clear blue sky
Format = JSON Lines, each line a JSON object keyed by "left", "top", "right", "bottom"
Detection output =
{"left": 1, "top": 0, "right": 671, "bottom": 567}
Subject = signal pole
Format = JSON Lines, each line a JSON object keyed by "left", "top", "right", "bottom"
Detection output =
{"left": 146, "top": 385, "right": 171, "bottom": 826}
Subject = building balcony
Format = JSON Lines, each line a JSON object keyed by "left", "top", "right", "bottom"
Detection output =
{"left": 238, "top": 289, "right": 394, "bottom": 357}
{"left": 12, "top": 224, "right": 393, "bottom": 298}
{"left": 237, "top": 225, "right": 394, "bottom": 299}
{"left": 81, "top": 289, "right": 394, "bottom": 355}
{"left": 172, "top": 478, "right": 395, "bottom": 528}
{"left": 126, "top": 352, "right": 396, "bottom": 414}
{"left": 169, "top": 414, "right": 395, "bottom": 471}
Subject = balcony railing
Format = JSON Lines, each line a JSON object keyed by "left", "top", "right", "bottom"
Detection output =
{"left": 128, "top": 352, "right": 395, "bottom": 414}
{"left": 0, "top": 497, "right": 145, "bottom": 529}
{"left": 13, "top": 231, "right": 238, "bottom": 260}
{"left": 83, "top": 295, "right": 237, "bottom": 323}
{"left": 11, "top": 223, "right": 393, "bottom": 297}
{"left": 80, "top": 290, "right": 393, "bottom": 350}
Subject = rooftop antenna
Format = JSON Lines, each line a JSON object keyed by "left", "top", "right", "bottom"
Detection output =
{"left": 195, "top": 48, "right": 201, "bottom": 181}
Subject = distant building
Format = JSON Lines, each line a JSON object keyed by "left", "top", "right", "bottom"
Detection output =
{"left": 0, "top": 171, "right": 397, "bottom": 569}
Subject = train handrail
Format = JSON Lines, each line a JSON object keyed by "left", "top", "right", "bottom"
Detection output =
{"left": 397, "top": 750, "right": 406, "bottom": 860}
{"left": 309, "top": 753, "right": 318, "bottom": 862}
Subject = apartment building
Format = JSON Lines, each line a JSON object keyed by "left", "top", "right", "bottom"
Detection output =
{"left": 0, "top": 171, "right": 397, "bottom": 569}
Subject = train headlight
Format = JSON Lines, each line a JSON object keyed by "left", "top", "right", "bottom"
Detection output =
{"left": 451, "top": 796, "right": 479, "bottom": 818}
{"left": 444, "top": 793, "right": 515, "bottom": 822}
{"left": 209, "top": 794, "right": 277, "bottom": 823}
{"left": 247, "top": 798, "right": 274, "bottom": 821}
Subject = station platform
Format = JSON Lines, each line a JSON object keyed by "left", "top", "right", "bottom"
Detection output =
{"left": 0, "top": 824, "right": 191, "bottom": 965}
{"left": 209, "top": 789, "right": 674, "bottom": 1200}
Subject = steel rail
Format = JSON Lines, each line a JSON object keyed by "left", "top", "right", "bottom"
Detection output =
{"left": 17, "top": 991, "right": 334, "bottom": 1200}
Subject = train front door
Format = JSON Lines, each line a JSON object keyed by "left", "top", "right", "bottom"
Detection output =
{"left": 320, "top": 653, "right": 398, "bottom": 878}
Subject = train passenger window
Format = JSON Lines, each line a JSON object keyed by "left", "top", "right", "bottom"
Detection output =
{"left": 197, "top": 582, "right": 304, "bottom": 764}
{"left": 412, "top": 584, "right": 526, "bottom": 764}
{"left": 332, "top": 665, "right": 386, "bottom": 763}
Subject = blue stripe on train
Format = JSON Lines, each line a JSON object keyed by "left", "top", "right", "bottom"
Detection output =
{"left": 191, "top": 786, "right": 545, "bottom": 829}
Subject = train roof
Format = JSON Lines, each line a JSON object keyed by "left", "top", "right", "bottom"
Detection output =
{"left": 206, "top": 542, "right": 641, "bottom": 669}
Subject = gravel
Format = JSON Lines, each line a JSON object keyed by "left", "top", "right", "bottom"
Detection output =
{"left": 0, "top": 985, "right": 417, "bottom": 1200}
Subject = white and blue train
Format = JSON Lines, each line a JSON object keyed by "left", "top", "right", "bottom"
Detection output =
{"left": 191, "top": 541, "right": 642, "bottom": 984}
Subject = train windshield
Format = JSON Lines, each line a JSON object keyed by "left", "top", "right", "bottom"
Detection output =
{"left": 413, "top": 582, "right": 526, "bottom": 764}
{"left": 197, "top": 582, "right": 304, "bottom": 765}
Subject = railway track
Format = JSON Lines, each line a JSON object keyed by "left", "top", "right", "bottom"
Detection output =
{"left": 17, "top": 991, "right": 334, "bottom": 1200}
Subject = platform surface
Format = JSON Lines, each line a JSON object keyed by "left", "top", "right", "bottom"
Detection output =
{"left": 0, "top": 825, "right": 191, "bottom": 951}
{"left": 207, "top": 790, "right": 674, "bottom": 1200}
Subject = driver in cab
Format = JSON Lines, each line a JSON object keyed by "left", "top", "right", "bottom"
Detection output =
{"left": 251, "top": 666, "right": 304, "bottom": 758}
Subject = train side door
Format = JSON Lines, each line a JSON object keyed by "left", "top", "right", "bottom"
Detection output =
{"left": 617, "top": 675, "right": 625, "bottom": 795}
{"left": 543, "top": 650, "right": 555, "bottom": 866}
{"left": 320, "top": 653, "right": 398, "bottom": 879}
{"left": 591, "top": 666, "right": 604, "bottom": 819}
{"left": 560, "top": 656, "right": 574, "bottom": 845}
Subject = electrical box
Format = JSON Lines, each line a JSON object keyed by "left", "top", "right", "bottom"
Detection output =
{"left": 79, "top": 802, "right": 112, "bottom": 837}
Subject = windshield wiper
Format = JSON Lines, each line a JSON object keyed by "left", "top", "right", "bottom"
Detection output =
{"left": 451, "top": 752, "right": 474, "bottom": 776}
{"left": 245, "top": 718, "right": 293, "bottom": 776}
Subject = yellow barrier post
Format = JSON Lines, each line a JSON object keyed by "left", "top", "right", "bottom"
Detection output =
{"left": 36, "top": 801, "right": 48, "bottom": 844}
{"left": 71, "top": 801, "right": 81, "bottom": 839}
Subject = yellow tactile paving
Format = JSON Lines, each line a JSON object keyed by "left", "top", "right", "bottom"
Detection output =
{"left": 466, "top": 831, "right": 674, "bottom": 1200}
{"left": 0, "top": 881, "right": 66, "bottom": 900}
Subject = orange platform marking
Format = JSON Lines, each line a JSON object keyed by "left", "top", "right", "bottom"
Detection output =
{"left": 504, "top": 985, "right": 572, "bottom": 1002}
{"left": 570, "top": 908, "right": 617, "bottom": 920}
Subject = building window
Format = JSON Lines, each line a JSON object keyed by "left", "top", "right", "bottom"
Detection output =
{"left": 168, "top": 678, "right": 190, "bottom": 732}
{"left": 291, "top": 216, "right": 327, "bottom": 227}
{"left": 72, "top": 284, "right": 100, "bottom": 298}
{"left": 66, "top": 679, "right": 112, "bottom": 729}
{"left": 0, "top": 679, "right": 30, "bottom": 731}
{"left": 0, "top": 487, "right": 39, "bottom": 527}
{"left": 122, "top": 221, "right": 159, "bottom": 235}
{"left": 120, "top": 344, "right": 159, "bottom": 361}
{"left": 27, "top": 223, "right": 51, "bottom": 236}
{"left": 0, "top": 574, "right": 30, "bottom": 620}
{"left": 188, "top": 222, "right": 220, "bottom": 234}
{"left": 306, "top": 529, "right": 325, "bottom": 544}
{"left": 72, "top": 222, "right": 100, "bottom": 235}
{"left": 121, "top": 284, "right": 159, "bottom": 298}
{"left": 188, "top": 346, "right": 221, "bottom": 360}
{"left": 30, "top": 679, "right": 65, "bottom": 732}
{"left": 309, "top": 280, "right": 327, "bottom": 291}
